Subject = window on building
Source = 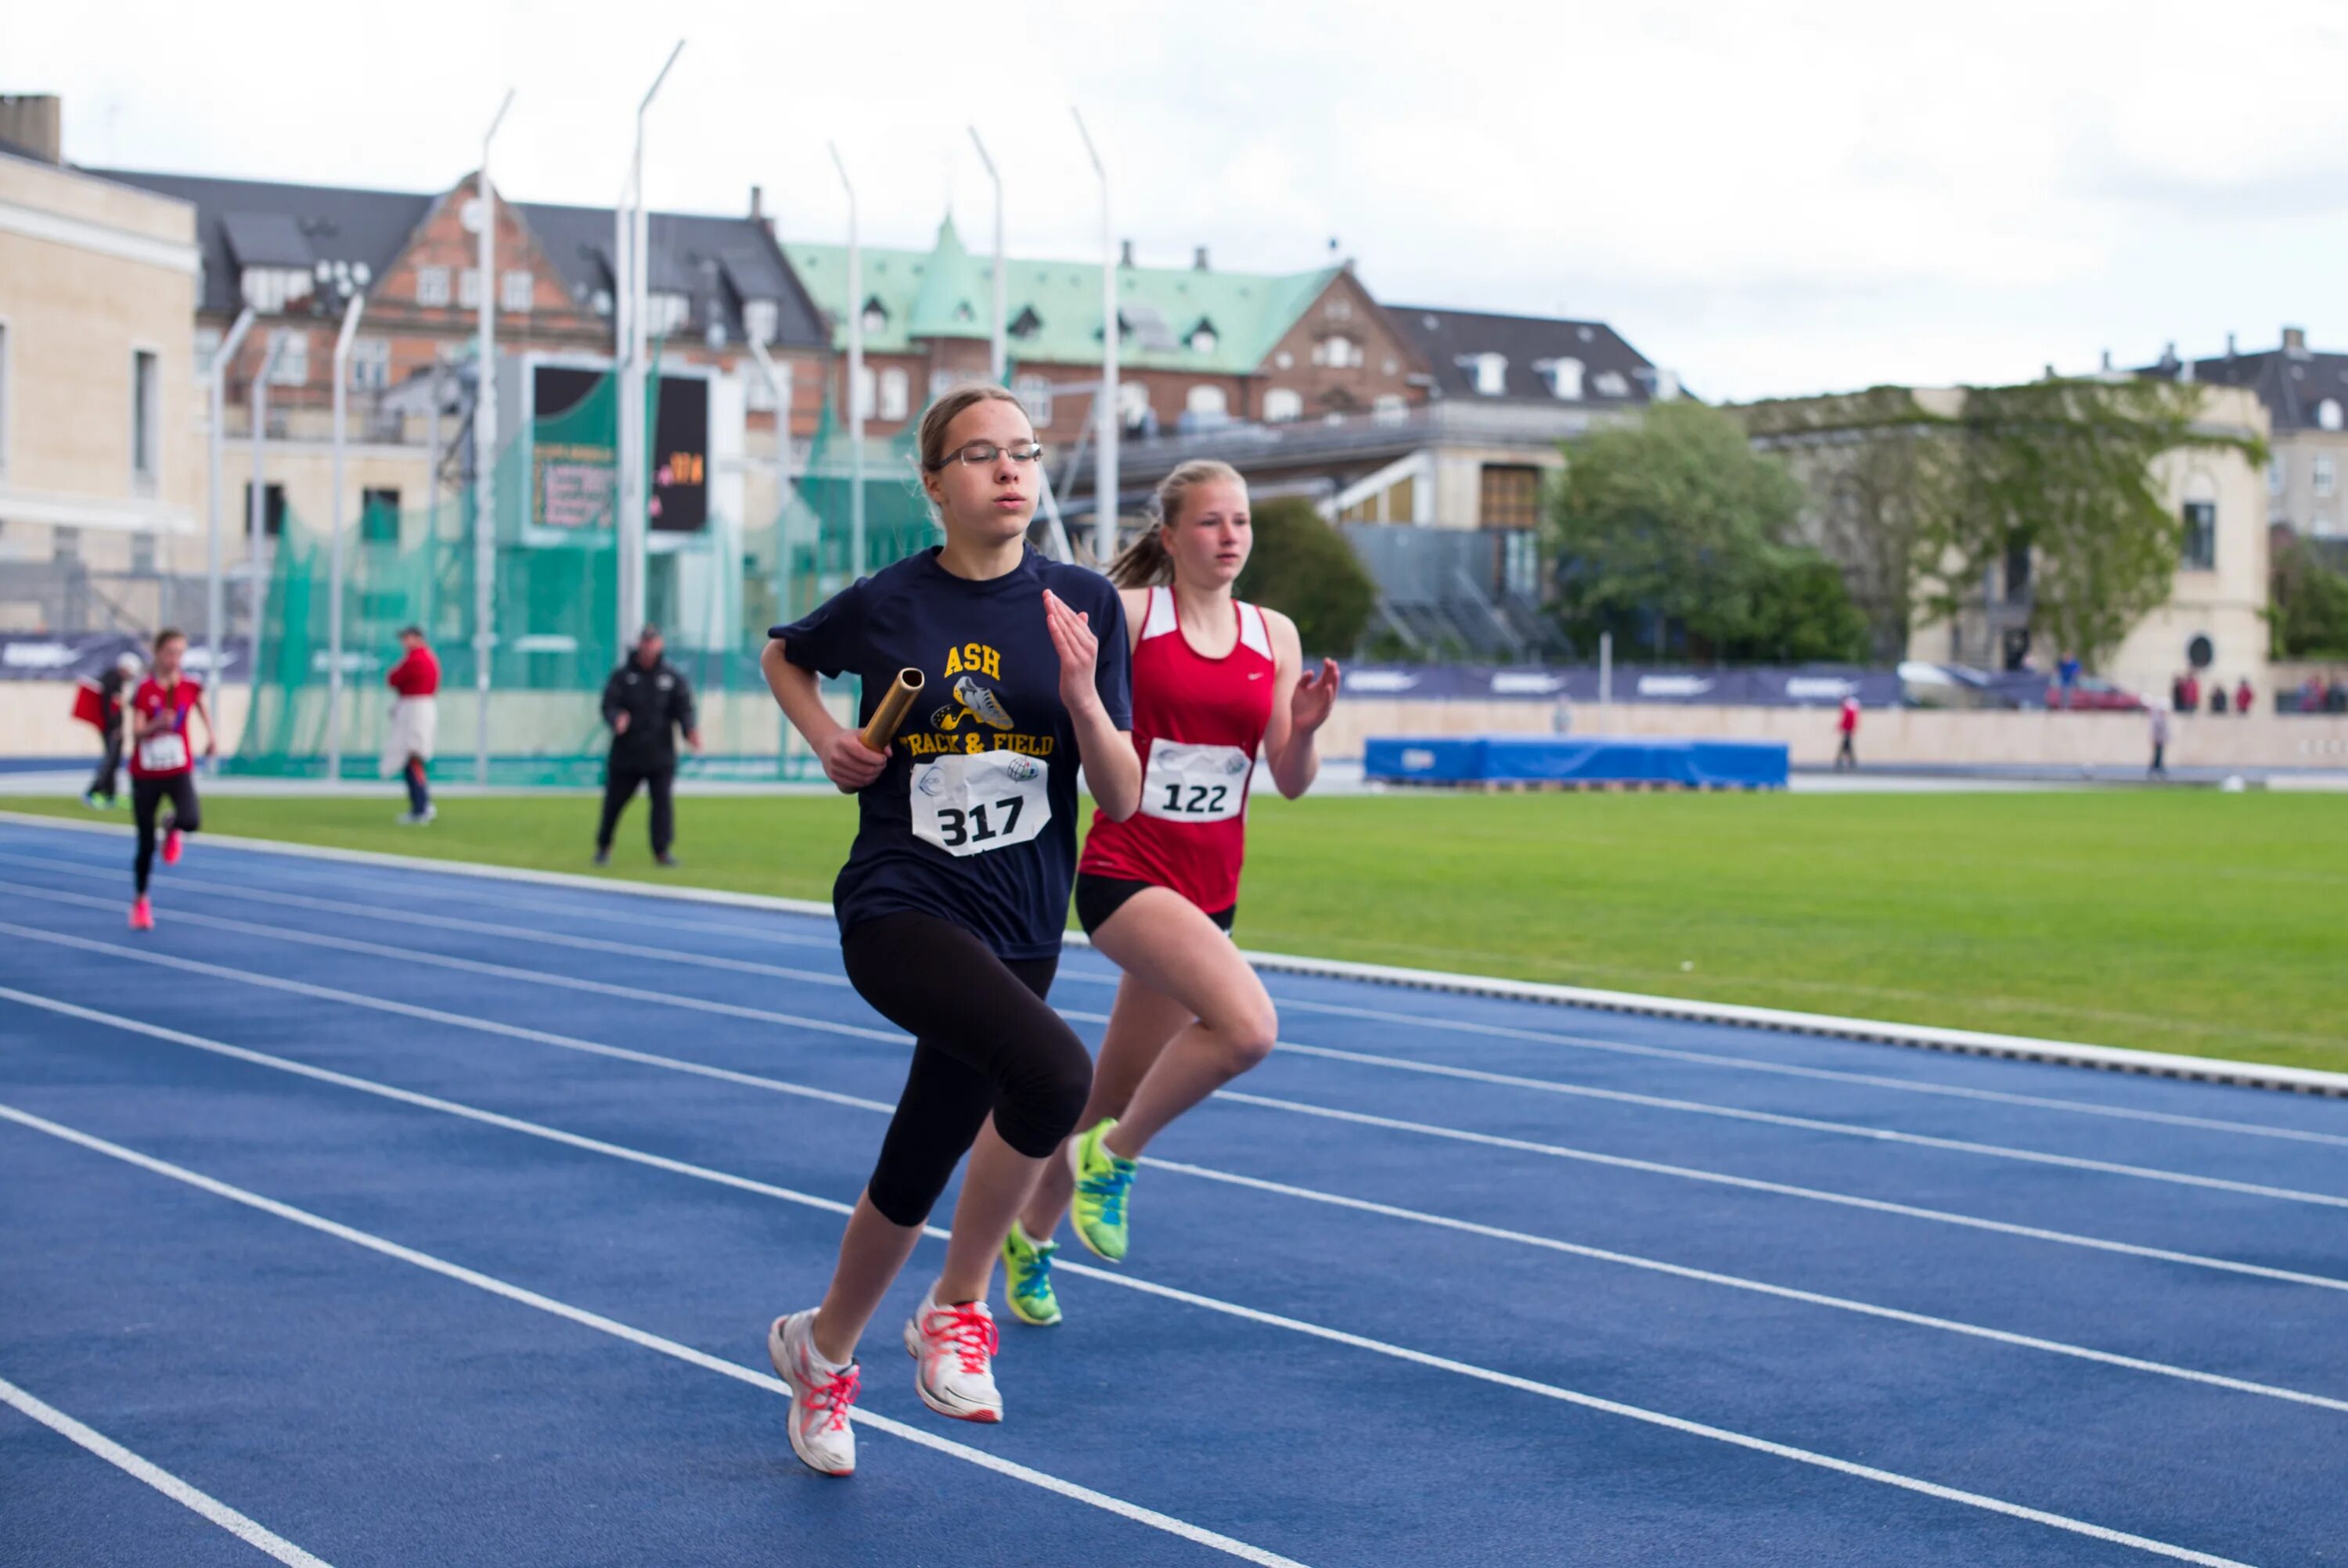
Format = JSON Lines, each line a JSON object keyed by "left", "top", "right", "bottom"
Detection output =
{"left": 645, "top": 292, "right": 690, "bottom": 336}
{"left": 242, "top": 482, "right": 289, "bottom": 537}
{"left": 2317, "top": 455, "right": 2336, "bottom": 498}
{"left": 2181, "top": 501, "right": 2217, "bottom": 570}
{"left": 1457, "top": 353, "right": 1507, "bottom": 395}
{"left": 2321, "top": 399, "right": 2344, "bottom": 431}
{"left": 1373, "top": 394, "right": 1408, "bottom": 424}
{"left": 1009, "top": 304, "right": 1042, "bottom": 340}
{"left": 1263, "top": 387, "right": 1303, "bottom": 423}
{"left": 239, "top": 267, "right": 312, "bottom": 313}
{"left": 1479, "top": 465, "right": 1542, "bottom": 530}
{"left": 1118, "top": 380, "right": 1151, "bottom": 430}
{"left": 1594, "top": 369, "right": 1630, "bottom": 397}
{"left": 361, "top": 487, "right": 402, "bottom": 544}
{"left": 2004, "top": 537, "right": 2032, "bottom": 600}
{"left": 747, "top": 359, "right": 791, "bottom": 415}
{"left": 501, "top": 269, "right": 534, "bottom": 313}
{"left": 1313, "top": 335, "right": 1363, "bottom": 369}
{"left": 1013, "top": 376, "right": 1053, "bottom": 429}
{"left": 743, "top": 299, "right": 780, "bottom": 343}
{"left": 879, "top": 368, "right": 909, "bottom": 421}
{"left": 860, "top": 297, "right": 889, "bottom": 334}
{"left": 267, "top": 328, "right": 308, "bottom": 387}
{"left": 591, "top": 289, "right": 613, "bottom": 317}
{"left": 927, "top": 369, "right": 960, "bottom": 403}
{"left": 194, "top": 324, "right": 222, "bottom": 376}
{"left": 1541, "top": 358, "right": 1584, "bottom": 400}
{"left": 1189, "top": 325, "right": 1217, "bottom": 356}
{"left": 2271, "top": 456, "right": 2288, "bottom": 496}
{"left": 1325, "top": 297, "right": 1354, "bottom": 322}
{"left": 53, "top": 525, "right": 81, "bottom": 563}
{"left": 415, "top": 266, "right": 452, "bottom": 307}
{"left": 347, "top": 336, "right": 391, "bottom": 390}
{"left": 1186, "top": 385, "right": 1228, "bottom": 419}
{"left": 131, "top": 350, "right": 160, "bottom": 489}
{"left": 130, "top": 532, "right": 157, "bottom": 574}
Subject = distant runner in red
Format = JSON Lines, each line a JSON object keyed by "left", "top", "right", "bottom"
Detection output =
{"left": 384, "top": 625, "right": 440, "bottom": 825}
{"left": 1835, "top": 694, "right": 1860, "bottom": 771}
{"left": 125, "top": 628, "right": 217, "bottom": 930}
{"left": 1002, "top": 459, "right": 1339, "bottom": 1327}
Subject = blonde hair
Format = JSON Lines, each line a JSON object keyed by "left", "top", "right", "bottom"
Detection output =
{"left": 1106, "top": 459, "right": 1247, "bottom": 588}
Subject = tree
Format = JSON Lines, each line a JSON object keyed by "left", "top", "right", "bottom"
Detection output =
{"left": 2272, "top": 533, "right": 2348, "bottom": 658}
{"left": 1546, "top": 398, "right": 1853, "bottom": 660}
{"left": 1233, "top": 496, "right": 1377, "bottom": 657}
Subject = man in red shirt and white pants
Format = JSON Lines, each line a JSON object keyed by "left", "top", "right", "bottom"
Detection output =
{"left": 1835, "top": 694, "right": 1860, "bottom": 771}
{"left": 384, "top": 626, "right": 440, "bottom": 824}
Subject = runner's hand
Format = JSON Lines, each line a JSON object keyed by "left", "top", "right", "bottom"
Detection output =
{"left": 1044, "top": 589, "right": 1100, "bottom": 715}
{"left": 1291, "top": 659, "right": 1341, "bottom": 734}
{"left": 821, "top": 727, "right": 888, "bottom": 793}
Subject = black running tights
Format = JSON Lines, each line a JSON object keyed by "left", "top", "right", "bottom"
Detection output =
{"left": 840, "top": 912, "right": 1092, "bottom": 1228}
{"left": 131, "top": 775, "right": 200, "bottom": 894}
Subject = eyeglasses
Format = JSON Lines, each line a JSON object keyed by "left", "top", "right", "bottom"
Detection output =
{"left": 931, "top": 440, "right": 1045, "bottom": 469}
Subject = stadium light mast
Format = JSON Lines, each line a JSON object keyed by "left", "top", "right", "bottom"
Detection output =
{"left": 830, "top": 142, "right": 863, "bottom": 584}
{"left": 1071, "top": 107, "right": 1116, "bottom": 563}
{"left": 474, "top": 86, "right": 513, "bottom": 788}
{"left": 246, "top": 330, "right": 289, "bottom": 710}
{"left": 326, "top": 290, "right": 366, "bottom": 786}
{"left": 203, "top": 305, "right": 256, "bottom": 734}
{"left": 968, "top": 127, "right": 1007, "bottom": 385}
{"left": 620, "top": 40, "right": 685, "bottom": 654}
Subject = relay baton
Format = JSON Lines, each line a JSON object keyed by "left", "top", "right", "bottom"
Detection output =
{"left": 859, "top": 668, "right": 924, "bottom": 751}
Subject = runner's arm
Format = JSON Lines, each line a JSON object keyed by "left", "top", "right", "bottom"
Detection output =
{"left": 761, "top": 638, "right": 884, "bottom": 792}
{"left": 1262, "top": 610, "right": 1337, "bottom": 800}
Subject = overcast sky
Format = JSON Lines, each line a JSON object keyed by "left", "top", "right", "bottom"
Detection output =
{"left": 13, "top": 0, "right": 2348, "bottom": 401}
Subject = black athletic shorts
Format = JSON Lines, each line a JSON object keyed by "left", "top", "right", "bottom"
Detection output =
{"left": 1073, "top": 872, "right": 1235, "bottom": 938}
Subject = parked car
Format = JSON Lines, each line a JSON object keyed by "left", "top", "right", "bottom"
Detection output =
{"left": 2048, "top": 674, "right": 2145, "bottom": 711}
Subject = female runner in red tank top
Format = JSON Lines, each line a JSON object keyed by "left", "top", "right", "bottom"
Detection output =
{"left": 1002, "top": 459, "right": 1338, "bottom": 1325}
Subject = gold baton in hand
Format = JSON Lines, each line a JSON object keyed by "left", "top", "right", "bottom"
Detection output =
{"left": 858, "top": 668, "right": 924, "bottom": 752}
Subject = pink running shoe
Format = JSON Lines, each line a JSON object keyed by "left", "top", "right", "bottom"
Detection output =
{"left": 161, "top": 828, "right": 183, "bottom": 866}
{"left": 902, "top": 1293, "right": 1002, "bottom": 1422}
{"left": 767, "top": 1311, "right": 859, "bottom": 1476}
{"left": 128, "top": 897, "right": 154, "bottom": 932}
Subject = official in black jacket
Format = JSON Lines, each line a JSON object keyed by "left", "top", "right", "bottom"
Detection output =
{"left": 594, "top": 624, "right": 701, "bottom": 866}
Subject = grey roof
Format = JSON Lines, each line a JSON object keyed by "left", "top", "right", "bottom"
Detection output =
{"left": 92, "top": 168, "right": 432, "bottom": 315}
{"left": 218, "top": 210, "right": 312, "bottom": 268}
{"left": 2140, "top": 343, "right": 2348, "bottom": 433}
{"left": 517, "top": 200, "right": 828, "bottom": 349}
{"left": 1392, "top": 305, "right": 1658, "bottom": 405}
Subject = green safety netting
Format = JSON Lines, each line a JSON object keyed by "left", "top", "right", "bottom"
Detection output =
{"left": 229, "top": 373, "right": 939, "bottom": 786}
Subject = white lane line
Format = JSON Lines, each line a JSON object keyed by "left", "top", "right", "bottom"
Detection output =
{"left": 14, "top": 849, "right": 2336, "bottom": 1154}
{"left": 0, "top": 1101, "right": 2267, "bottom": 1568}
{"left": 0, "top": 1372, "right": 336, "bottom": 1567}
{"left": 9, "top": 881, "right": 2344, "bottom": 1216}
{"left": 13, "top": 982, "right": 2344, "bottom": 1423}
{"left": 1207, "top": 1088, "right": 2348, "bottom": 1294}
{"left": 8, "top": 923, "right": 2346, "bottom": 1296}
{"left": 0, "top": 1103, "right": 1309, "bottom": 1568}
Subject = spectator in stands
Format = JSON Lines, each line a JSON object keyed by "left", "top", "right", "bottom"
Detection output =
{"left": 2170, "top": 672, "right": 2189, "bottom": 714}
{"left": 384, "top": 627, "right": 440, "bottom": 825}
{"left": 2211, "top": 682, "right": 2229, "bottom": 715}
{"left": 2329, "top": 678, "right": 2348, "bottom": 714}
{"left": 2302, "top": 675, "right": 2326, "bottom": 714}
{"left": 82, "top": 651, "right": 142, "bottom": 809}
{"left": 595, "top": 624, "right": 701, "bottom": 868}
{"left": 2182, "top": 671, "right": 2202, "bottom": 712}
{"left": 2235, "top": 677, "right": 2255, "bottom": 717}
{"left": 2148, "top": 705, "right": 2170, "bottom": 779}
{"left": 1834, "top": 695, "right": 1860, "bottom": 771}
{"left": 2057, "top": 653, "right": 2082, "bottom": 709}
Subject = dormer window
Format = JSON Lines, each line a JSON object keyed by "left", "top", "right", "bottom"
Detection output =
{"left": 953, "top": 300, "right": 975, "bottom": 323}
{"left": 241, "top": 266, "right": 313, "bottom": 313}
{"left": 1188, "top": 318, "right": 1219, "bottom": 355}
{"left": 2321, "top": 398, "right": 2344, "bottom": 432}
{"left": 1538, "top": 358, "right": 1584, "bottom": 400}
{"left": 1460, "top": 353, "right": 1507, "bottom": 395}
{"left": 860, "top": 296, "right": 888, "bottom": 333}
{"left": 645, "top": 291, "right": 691, "bottom": 336}
{"left": 1594, "top": 369, "right": 1630, "bottom": 398}
{"left": 1009, "top": 305, "right": 1042, "bottom": 339}
{"left": 743, "top": 298, "right": 780, "bottom": 343}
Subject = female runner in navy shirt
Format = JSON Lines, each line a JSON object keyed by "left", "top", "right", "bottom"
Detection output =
{"left": 757, "top": 383, "right": 1140, "bottom": 1476}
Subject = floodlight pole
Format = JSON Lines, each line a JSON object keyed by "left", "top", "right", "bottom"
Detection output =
{"left": 831, "top": 142, "right": 864, "bottom": 584}
{"left": 621, "top": 40, "right": 685, "bottom": 653}
{"left": 614, "top": 166, "right": 636, "bottom": 664}
{"left": 474, "top": 87, "right": 513, "bottom": 788}
{"left": 203, "top": 306, "right": 256, "bottom": 735}
{"left": 969, "top": 128, "right": 1007, "bottom": 385}
{"left": 1072, "top": 107, "right": 1117, "bottom": 563}
{"left": 326, "top": 291, "right": 366, "bottom": 784}
{"left": 747, "top": 333, "right": 797, "bottom": 768}
{"left": 246, "top": 333, "right": 290, "bottom": 704}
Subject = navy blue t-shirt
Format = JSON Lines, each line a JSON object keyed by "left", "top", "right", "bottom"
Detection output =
{"left": 773, "top": 547, "right": 1132, "bottom": 961}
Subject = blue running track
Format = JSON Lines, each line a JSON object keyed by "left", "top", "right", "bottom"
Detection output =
{"left": 1, "top": 816, "right": 2343, "bottom": 1567}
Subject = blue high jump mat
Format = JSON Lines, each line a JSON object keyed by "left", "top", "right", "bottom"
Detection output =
{"left": 1363, "top": 734, "right": 1789, "bottom": 789}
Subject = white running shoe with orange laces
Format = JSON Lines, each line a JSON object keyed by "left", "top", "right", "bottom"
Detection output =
{"left": 768, "top": 1310, "right": 860, "bottom": 1476}
{"left": 902, "top": 1293, "right": 1002, "bottom": 1422}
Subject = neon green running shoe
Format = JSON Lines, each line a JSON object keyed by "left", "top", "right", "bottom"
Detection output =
{"left": 1068, "top": 1118, "right": 1138, "bottom": 1262}
{"left": 999, "top": 1221, "right": 1062, "bottom": 1327}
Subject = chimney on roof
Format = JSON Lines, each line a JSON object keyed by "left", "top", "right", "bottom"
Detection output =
{"left": 2226, "top": 331, "right": 2238, "bottom": 358}
{"left": 749, "top": 183, "right": 773, "bottom": 236}
{"left": 1119, "top": 239, "right": 1135, "bottom": 268}
{"left": 2285, "top": 325, "right": 2310, "bottom": 358}
{"left": 1194, "top": 245, "right": 1209, "bottom": 272}
{"left": 0, "top": 94, "right": 62, "bottom": 163}
{"left": 2100, "top": 348, "right": 2113, "bottom": 374}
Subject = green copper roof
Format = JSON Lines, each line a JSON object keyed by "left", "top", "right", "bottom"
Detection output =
{"left": 785, "top": 218, "right": 1339, "bottom": 376}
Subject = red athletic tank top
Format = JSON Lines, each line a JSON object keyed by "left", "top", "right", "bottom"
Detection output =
{"left": 127, "top": 677, "right": 201, "bottom": 779}
{"left": 1079, "top": 586, "right": 1276, "bottom": 914}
